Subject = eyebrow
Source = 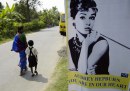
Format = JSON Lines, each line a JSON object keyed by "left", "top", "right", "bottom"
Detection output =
{"left": 79, "top": 13, "right": 96, "bottom": 16}
{"left": 80, "top": 13, "right": 86, "bottom": 15}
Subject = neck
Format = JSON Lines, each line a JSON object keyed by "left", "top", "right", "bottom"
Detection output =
{"left": 76, "top": 30, "right": 88, "bottom": 42}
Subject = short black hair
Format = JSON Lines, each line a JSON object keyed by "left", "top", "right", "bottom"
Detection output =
{"left": 70, "top": 0, "right": 98, "bottom": 19}
{"left": 17, "top": 26, "right": 23, "bottom": 34}
{"left": 28, "top": 40, "right": 34, "bottom": 46}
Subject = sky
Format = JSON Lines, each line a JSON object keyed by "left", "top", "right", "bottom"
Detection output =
{"left": 0, "top": 0, "right": 65, "bottom": 13}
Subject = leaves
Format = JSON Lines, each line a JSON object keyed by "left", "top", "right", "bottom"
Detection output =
{"left": 0, "top": 1, "right": 60, "bottom": 39}
{"left": 0, "top": 2, "right": 25, "bottom": 37}
{"left": 39, "top": 7, "right": 60, "bottom": 27}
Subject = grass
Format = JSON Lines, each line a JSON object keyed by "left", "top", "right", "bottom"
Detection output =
{"left": 44, "top": 57, "right": 68, "bottom": 91}
{"left": 0, "top": 38, "right": 12, "bottom": 44}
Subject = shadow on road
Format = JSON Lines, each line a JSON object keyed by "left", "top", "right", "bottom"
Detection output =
{"left": 21, "top": 71, "right": 48, "bottom": 83}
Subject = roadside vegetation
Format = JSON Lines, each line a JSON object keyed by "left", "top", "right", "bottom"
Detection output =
{"left": 44, "top": 46, "right": 68, "bottom": 91}
{"left": 44, "top": 57, "right": 68, "bottom": 91}
{"left": 0, "top": 0, "right": 60, "bottom": 44}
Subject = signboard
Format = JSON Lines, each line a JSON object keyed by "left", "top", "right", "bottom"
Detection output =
{"left": 65, "top": 0, "right": 130, "bottom": 91}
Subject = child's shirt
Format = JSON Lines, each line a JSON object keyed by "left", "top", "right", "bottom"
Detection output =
{"left": 25, "top": 46, "right": 38, "bottom": 58}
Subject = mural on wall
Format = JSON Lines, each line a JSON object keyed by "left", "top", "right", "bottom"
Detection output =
{"left": 65, "top": 0, "right": 130, "bottom": 91}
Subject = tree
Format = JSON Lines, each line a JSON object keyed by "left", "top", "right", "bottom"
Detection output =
{"left": 15, "top": 1, "right": 29, "bottom": 22}
{"left": 14, "top": 0, "right": 41, "bottom": 22}
{"left": 30, "top": 7, "right": 39, "bottom": 20}
{"left": 0, "top": 2, "right": 4, "bottom": 12}
{"left": 39, "top": 6, "right": 60, "bottom": 27}
{"left": 5, "top": 3, "right": 25, "bottom": 22}
{"left": 0, "top": 2, "right": 25, "bottom": 36}
{"left": 0, "top": 2, "right": 4, "bottom": 13}
{"left": 50, "top": 7, "right": 60, "bottom": 26}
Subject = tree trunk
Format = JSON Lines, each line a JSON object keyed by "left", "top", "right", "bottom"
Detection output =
{"left": 26, "top": 0, "right": 30, "bottom": 22}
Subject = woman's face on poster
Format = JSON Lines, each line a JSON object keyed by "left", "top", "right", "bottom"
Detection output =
{"left": 74, "top": 8, "right": 96, "bottom": 35}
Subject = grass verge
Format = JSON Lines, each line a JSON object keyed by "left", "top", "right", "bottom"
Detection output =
{"left": 44, "top": 57, "right": 68, "bottom": 91}
{"left": 0, "top": 38, "right": 12, "bottom": 44}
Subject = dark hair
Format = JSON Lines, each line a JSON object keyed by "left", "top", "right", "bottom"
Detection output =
{"left": 28, "top": 40, "right": 34, "bottom": 46}
{"left": 17, "top": 26, "right": 23, "bottom": 34}
{"left": 70, "top": 0, "right": 98, "bottom": 19}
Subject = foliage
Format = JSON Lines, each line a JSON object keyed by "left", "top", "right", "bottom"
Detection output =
{"left": 30, "top": 7, "right": 39, "bottom": 20}
{"left": 0, "top": 2, "right": 25, "bottom": 38}
{"left": 0, "top": 1, "right": 60, "bottom": 41}
{"left": 14, "top": 1, "right": 27, "bottom": 22}
{"left": 18, "top": 0, "right": 41, "bottom": 9}
{"left": 5, "top": 3, "right": 25, "bottom": 22}
{"left": 14, "top": 0, "right": 41, "bottom": 22}
{"left": 0, "top": 2, "right": 4, "bottom": 12}
{"left": 21, "top": 19, "right": 45, "bottom": 33}
{"left": 39, "top": 6, "right": 60, "bottom": 27}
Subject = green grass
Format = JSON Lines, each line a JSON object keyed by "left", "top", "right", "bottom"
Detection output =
{"left": 44, "top": 57, "right": 68, "bottom": 91}
{"left": 0, "top": 38, "right": 12, "bottom": 44}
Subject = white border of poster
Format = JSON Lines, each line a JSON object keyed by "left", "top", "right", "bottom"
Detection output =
{"left": 65, "top": 0, "right": 130, "bottom": 91}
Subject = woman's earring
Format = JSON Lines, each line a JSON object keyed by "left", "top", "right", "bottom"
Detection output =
{"left": 73, "top": 23, "right": 75, "bottom": 26}
{"left": 73, "top": 23, "right": 76, "bottom": 29}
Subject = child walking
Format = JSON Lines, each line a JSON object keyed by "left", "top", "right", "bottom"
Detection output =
{"left": 25, "top": 40, "right": 38, "bottom": 77}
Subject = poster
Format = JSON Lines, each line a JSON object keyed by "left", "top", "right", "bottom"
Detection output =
{"left": 65, "top": 0, "right": 130, "bottom": 91}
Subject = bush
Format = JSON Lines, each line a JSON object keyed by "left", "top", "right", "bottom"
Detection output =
{"left": 0, "top": 20, "right": 46, "bottom": 40}
{"left": 23, "top": 20, "right": 45, "bottom": 32}
{"left": 0, "top": 35, "right": 2, "bottom": 41}
{"left": 31, "top": 20, "right": 40, "bottom": 30}
{"left": 38, "top": 21, "right": 46, "bottom": 28}
{"left": 23, "top": 22, "right": 32, "bottom": 32}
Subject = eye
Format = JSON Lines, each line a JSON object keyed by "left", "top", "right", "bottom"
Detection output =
{"left": 89, "top": 16, "right": 95, "bottom": 20}
{"left": 80, "top": 16, "right": 85, "bottom": 20}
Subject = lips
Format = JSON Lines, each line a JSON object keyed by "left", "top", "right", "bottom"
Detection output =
{"left": 84, "top": 27, "right": 91, "bottom": 31}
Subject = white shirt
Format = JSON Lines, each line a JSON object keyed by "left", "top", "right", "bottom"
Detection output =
{"left": 25, "top": 46, "right": 38, "bottom": 57}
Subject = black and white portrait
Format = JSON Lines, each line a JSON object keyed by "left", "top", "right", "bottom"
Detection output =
{"left": 68, "top": 0, "right": 109, "bottom": 75}
{"left": 67, "top": 0, "right": 130, "bottom": 90}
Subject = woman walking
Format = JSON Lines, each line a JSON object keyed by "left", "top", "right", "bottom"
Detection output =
{"left": 11, "top": 26, "right": 28, "bottom": 76}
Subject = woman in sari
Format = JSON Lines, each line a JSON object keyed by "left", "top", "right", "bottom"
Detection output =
{"left": 11, "top": 26, "right": 28, "bottom": 76}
